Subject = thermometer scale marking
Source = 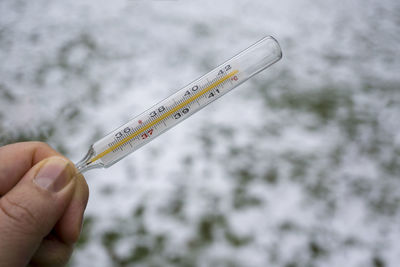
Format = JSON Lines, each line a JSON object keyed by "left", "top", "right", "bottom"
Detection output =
{"left": 88, "top": 69, "right": 239, "bottom": 164}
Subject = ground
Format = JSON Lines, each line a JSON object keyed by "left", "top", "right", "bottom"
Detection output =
{"left": 1, "top": 0, "right": 399, "bottom": 266}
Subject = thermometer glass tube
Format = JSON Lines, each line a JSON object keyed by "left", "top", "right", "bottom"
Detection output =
{"left": 76, "top": 36, "right": 282, "bottom": 173}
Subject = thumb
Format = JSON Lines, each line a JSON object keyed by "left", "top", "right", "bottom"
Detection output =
{"left": 0, "top": 156, "right": 77, "bottom": 267}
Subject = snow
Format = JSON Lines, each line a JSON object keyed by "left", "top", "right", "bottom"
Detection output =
{"left": 1, "top": 0, "right": 400, "bottom": 266}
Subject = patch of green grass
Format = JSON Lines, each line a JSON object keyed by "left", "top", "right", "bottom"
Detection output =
{"left": 263, "top": 166, "right": 279, "bottom": 184}
{"left": 0, "top": 123, "right": 68, "bottom": 154}
{"left": 232, "top": 186, "right": 262, "bottom": 209}
{"left": 259, "top": 84, "right": 352, "bottom": 123}
{"left": 102, "top": 230, "right": 122, "bottom": 248}
{"left": 76, "top": 216, "right": 94, "bottom": 248}
{"left": 188, "top": 213, "right": 227, "bottom": 249}
{"left": 224, "top": 229, "right": 252, "bottom": 247}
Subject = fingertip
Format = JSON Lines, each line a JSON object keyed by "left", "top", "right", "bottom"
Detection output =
{"left": 30, "top": 235, "right": 73, "bottom": 267}
{"left": 0, "top": 142, "right": 62, "bottom": 195}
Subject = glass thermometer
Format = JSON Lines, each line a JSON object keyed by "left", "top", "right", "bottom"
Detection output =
{"left": 76, "top": 36, "right": 282, "bottom": 173}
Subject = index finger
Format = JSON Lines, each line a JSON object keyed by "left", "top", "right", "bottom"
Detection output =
{"left": 0, "top": 142, "right": 62, "bottom": 195}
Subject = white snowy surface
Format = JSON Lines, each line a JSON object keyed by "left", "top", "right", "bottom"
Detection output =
{"left": 1, "top": 0, "right": 400, "bottom": 266}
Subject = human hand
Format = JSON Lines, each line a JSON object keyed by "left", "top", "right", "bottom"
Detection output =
{"left": 0, "top": 142, "right": 89, "bottom": 267}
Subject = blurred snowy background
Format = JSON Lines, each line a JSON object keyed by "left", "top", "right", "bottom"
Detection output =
{"left": 1, "top": 0, "right": 400, "bottom": 266}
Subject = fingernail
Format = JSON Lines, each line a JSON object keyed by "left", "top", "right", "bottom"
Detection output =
{"left": 34, "top": 157, "right": 74, "bottom": 192}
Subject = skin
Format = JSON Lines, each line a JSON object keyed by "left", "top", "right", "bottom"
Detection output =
{"left": 0, "top": 142, "right": 89, "bottom": 267}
